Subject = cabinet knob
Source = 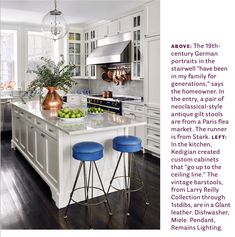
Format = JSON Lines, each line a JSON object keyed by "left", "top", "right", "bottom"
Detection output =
{"left": 41, "top": 133, "right": 45, "bottom": 138}
{"left": 31, "top": 126, "right": 34, "bottom": 129}
{"left": 48, "top": 128, "right": 54, "bottom": 133}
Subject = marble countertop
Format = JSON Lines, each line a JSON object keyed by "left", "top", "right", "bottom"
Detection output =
{"left": 12, "top": 101, "right": 146, "bottom": 135}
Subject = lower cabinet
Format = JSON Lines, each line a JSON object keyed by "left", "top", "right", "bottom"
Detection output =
{"left": 122, "top": 103, "right": 145, "bottom": 147}
{"left": 35, "top": 128, "right": 59, "bottom": 188}
{"left": 145, "top": 106, "right": 160, "bottom": 155}
{"left": 46, "top": 135, "right": 59, "bottom": 187}
{"left": 12, "top": 104, "right": 59, "bottom": 189}
{"left": 26, "top": 122, "right": 36, "bottom": 161}
{"left": 35, "top": 128, "right": 47, "bottom": 171}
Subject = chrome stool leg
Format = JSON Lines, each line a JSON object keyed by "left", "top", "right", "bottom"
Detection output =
{"left": 134, "top": 154, "right": 150, "bottom": 205}
{"left": 64, "top": 161, "right": 83, "bottom": 219}
{"left": 107, "top": 152, "right": 123, "bottom": 194}
{"left": 94, "top": 162, "right": 113, "bottom": 216}
{"left": 126, "top": 153, "right": 133, "bottom": 216}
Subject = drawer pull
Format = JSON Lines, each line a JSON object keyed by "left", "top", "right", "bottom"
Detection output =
{"left": 41, "top": 133, "right": 45, "bottom": 138}
{"left": 31, "top": 126, "right": 34, "bottom": 129}
{"left": 48, "top": 128, "right": 54, "bottom": 133}
{"left": 16, "top": 116, "right": 20, "bottom": 119}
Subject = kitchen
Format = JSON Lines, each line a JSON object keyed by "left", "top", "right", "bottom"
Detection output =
{"left": 0, "top": 0, "right": 160, "bottom": 230}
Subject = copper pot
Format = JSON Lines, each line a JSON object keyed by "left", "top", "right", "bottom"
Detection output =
{"left": 42, "top": 87, "right": 63, "bottom": 110}
{"left": 102, "top": 91, "right": 113, "bottom": 98}
{"left": 102, "top": 91, "right": 108, "bottom": 98}
{"left": 106, "top": 91, "right": 112, "bottom": 98}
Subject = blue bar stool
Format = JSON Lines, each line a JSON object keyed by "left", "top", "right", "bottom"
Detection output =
{"left": 107, "top": 136, "right": 150, "bottom": 216}
{"left": 64, "top": 141, "right": 112, "bottom": 221}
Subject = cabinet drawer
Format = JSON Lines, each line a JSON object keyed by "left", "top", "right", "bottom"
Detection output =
{"left": 147, "top": 107, "right": 160, "bottom": 117}
{"left": 134, "top": 105, "right": 144, "bottom": 113}
{"left": 147, "top": 116, "right": 159, "bottom": 127}
{"left": 19, "top": 109, "right": 25, "bottom": 118}
{"left": 146, "top": 127, "right": 160, "bottom": 140}
{"left": 46, "top": 124, "right": 58, "bottom": 139}
{"left": 12, "top": 106, "right": 19, "bottom": 114}
{"left": 145, "top": 138, "right": 160, "bottom": 152}
{"left": 25, "top": 113, "right": 34, "bottom": 123}
{"left": 122, "top": 103, "right": 134, "bottom": 111}
{"left": 35, "top": 118, "right": 46, "bottom": 131}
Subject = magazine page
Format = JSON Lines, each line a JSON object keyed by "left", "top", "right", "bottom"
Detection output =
{"left": 0, "top": 0, "right": 234, "bottom": 237}
{"left": 162, "top": 0, "right": 235, "bottom": 235}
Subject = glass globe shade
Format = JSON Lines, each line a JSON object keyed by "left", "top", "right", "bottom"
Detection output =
{"left": 41, "top": 10, "right": 69, "bottom": 41}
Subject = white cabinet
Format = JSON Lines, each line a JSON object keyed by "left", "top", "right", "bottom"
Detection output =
{"left": 46, "top": 134, "right": 59, "bottom": 187}
{"left": 144, "top": 36, "right": 160, "bottom": 107}
{"left": 35, "top": 129, "right": 47, "bottom": 171}
{"left": 67, "top": 31, "right": 82, "bottom": 77}
{"left": 131, "top": 12, "right": 144, "bottom": 80}
{"left": 120, "top": 15, "right": 132, "bottom": 33}
{"left": 122, "top": 102, "right": 145, "bottom": 146}
{"left": 145, "top": 106, "right": 160, "bottom": 156}
{"left": 97, "top": 24, "right": 108, "bottom": 39}
{"left": 19, "top": 110, "right": 27, "bottom": 151}
{"left": 144, "top": 0, "right": 160, "bottom": 37}
{"left": 108, "top": 21, "right": 120, "bottom": 36}
{"left": 26, "top": 122, "right": 35, "bottom": 161}
{"left": 12, "top": 108, "right": 20, "bottom": 143}
{"left": 84, "top": 29, "right": 97, "bottom": 79}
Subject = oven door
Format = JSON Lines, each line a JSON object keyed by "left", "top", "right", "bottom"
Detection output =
{"left": 87, "top": 98, "right": 121, "bottom": 115}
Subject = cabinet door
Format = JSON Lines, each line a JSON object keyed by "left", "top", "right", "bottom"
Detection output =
{"left": 35, "top": 130, "right": 46, "bottom": 170}
{"left": 134, "top": 113, "right": 145, "bottom": 146}
{"left": 145, "top": 0, "right": 160, "bottom": 37}
{"left": 144, "top": 36, "right": 160, "bottom": 107}
{"left": 97, "top": 24, "right": 108, "bottom": 39}
{"left": 27, "top": 123, "right": 35, "bottom": 161}
{"left": 120, "top": 15, "right": 132, "bottom": 34}
{"left": 12, "top": 114, "right": 20, "bottom": 143}
{"left": 46, "top": 135, "right": 59, "bottom": 187}
{"left": 108, "top": 21, "right": 120, "bottom": 36}
{"left": 19, "top": 118, "right": 27, "bottom": 151}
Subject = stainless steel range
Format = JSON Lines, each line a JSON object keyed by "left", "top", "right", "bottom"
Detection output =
{"left": 87, "top": 95, "right": 141, "bottom": 115}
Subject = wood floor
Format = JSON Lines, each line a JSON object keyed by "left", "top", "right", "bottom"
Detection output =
{"left": 1, "top": 131, "right": 160, "bottom": 229}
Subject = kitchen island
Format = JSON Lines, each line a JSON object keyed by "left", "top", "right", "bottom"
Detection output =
{"left": 11, "top": 101, "right": 145, "bottom": 208}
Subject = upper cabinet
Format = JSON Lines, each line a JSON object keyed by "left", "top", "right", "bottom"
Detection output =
{"left": 119, "top": 15, "right": 132, "bottom": 34}
{"left": 97, "top": 24, "right": 108, "bottom": 39}
{"left": 84, "top": 29, "right": 97, "bottom": 79}
{"left": 67, "top": 31, "right": 82, "bottom": 78}
{"left": 108, "top": 21, "right": 120, "bottom": 36}
{"left": 144, "top": 0, "right": 160, "bottom": 37}
{"left": 131, "top": 12, "right": 143, "bottom": 80}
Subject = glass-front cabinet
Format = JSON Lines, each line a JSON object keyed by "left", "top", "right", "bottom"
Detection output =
{"left": 84, "top": 29, "right": 96, "bottom": 79}
{"left": 132, "top": 13, "right": 143, "bottom": 80}
{"left": 68, "top": 32, "right": 81, "bottom": 77}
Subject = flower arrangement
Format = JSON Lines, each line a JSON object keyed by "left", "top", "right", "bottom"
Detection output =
{"left": 24, "top": 56, "right": 77, "bottom": 98}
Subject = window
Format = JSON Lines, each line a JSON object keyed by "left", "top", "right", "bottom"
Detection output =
{"left": 26, "top": 31, "right": 58, "bottom": 88}
{"left": 0, "top": 30, "right": 17, "bottom": 90}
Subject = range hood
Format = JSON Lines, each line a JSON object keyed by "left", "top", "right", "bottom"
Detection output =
{"left": 86, "top": 32, "right": 131, "bottom": 65}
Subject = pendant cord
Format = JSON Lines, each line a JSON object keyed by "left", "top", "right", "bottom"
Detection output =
{"left": 54, "top": 0, "right": 57, "bottom": 10}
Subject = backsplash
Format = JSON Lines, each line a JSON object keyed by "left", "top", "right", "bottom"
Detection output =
{"left": 87, "top": 79, "right": 143, "bottom": 97}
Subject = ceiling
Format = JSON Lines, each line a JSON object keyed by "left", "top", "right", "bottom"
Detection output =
{"left": 1, "top": 0, "right": 150, "bottom": 26}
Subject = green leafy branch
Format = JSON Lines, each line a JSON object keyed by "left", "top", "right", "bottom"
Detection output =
{"left": 22, "top": 56, "right": 78, "bottom": 99}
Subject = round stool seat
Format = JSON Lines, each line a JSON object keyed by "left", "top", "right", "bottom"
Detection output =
{"left": 113, "top": 136, "right": 141, "bottom": 153}
{"left": 72, "top": 142, "right": 103, "bottom": 161}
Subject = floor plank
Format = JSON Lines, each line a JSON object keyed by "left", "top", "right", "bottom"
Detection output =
{"left": 1, "top": 131, "right": 160, "bottom": 229}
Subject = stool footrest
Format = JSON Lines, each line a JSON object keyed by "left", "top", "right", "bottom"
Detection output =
{"left": 110, "top": 176, "right": 144, "bottom": 193}
{"left": 71, "top": 186, "right": 108, "bottom": 206}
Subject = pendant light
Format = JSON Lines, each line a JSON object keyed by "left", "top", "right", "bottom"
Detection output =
{"left": 41, "top": 0, "right": 69, "bottom": 41}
